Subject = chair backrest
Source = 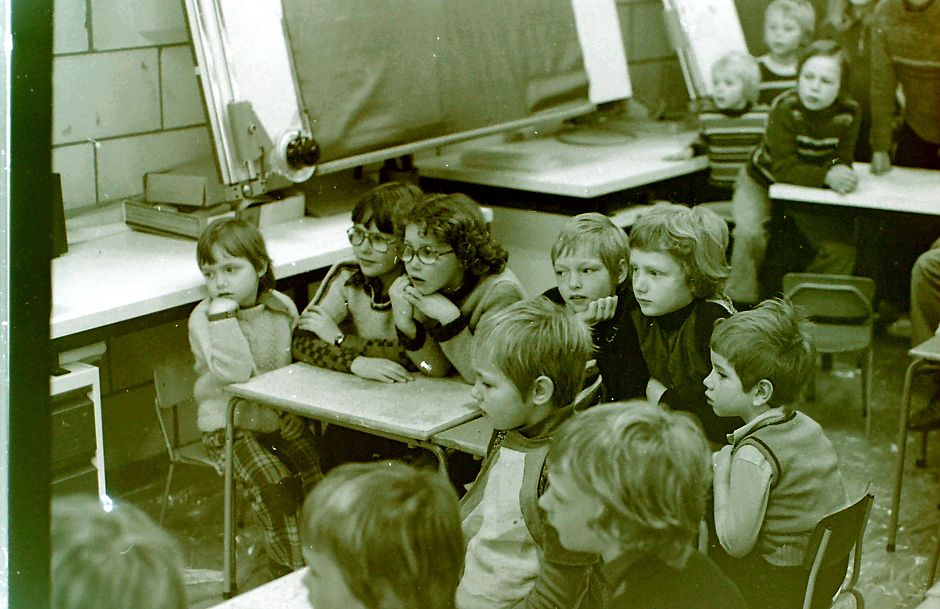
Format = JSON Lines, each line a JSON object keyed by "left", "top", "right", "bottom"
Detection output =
{"left": 783, "top": 273, "right": 875, "bottom": 324}
{"left": 154, "top": 350, "right": 197, "bottom": 410}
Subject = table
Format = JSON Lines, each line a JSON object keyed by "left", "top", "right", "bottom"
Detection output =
{"left": 416, "top": 122, "right": 707, "bottom": 198}
{"left": 222, "top": 363, "right": 478, "bottom": 597}
{"left": 769, "top": 163, "right": 940, "bottom": 216}
{"left": 212, "top": 569, "right": 310, "bottom": 609}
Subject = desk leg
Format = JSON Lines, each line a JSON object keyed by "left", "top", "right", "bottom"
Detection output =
{"left": 223, "top": 399, "right": 237, "bottom": 598}
{"left": 888, "top": 358, "right": 922, "bottom": 551}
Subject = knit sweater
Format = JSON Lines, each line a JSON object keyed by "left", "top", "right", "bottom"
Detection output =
{"left": 870, "top": 0, "right": 940, "bottom": 152}
{"left": 292, "top": 260, "right": 413, "bottom": 373}
{"left": 694, "top": 101, "right": 768, "bottom": 189}
{"left": 189, "top": 290, "right": 298, "bottom": 433}
{"left": 757, "top": 56, "right": 797, "bottom": 107}
{"left": 749, "top": 89, "right": 860, "bottom": 188}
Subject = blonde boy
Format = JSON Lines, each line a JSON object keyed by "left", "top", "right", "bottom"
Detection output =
{"left": 705, "top": 298, "right": 847, "bottom": 609}
{"left": 544, "top": 213, "right": 648, "bottom": 402}
{"left": 758, "top": 0, "right": 816, "bottom": 106}
{"left": 628, "top": 203, "right": 738, "bottom": 444}
{"left": 300, "top": 461, "right": 464, "bottom": 609}
{"left": 458, "top": 298, "right": 601, "bottom": 609}
{"left": 539, "top": 402, "right": 746, "bottom": 609}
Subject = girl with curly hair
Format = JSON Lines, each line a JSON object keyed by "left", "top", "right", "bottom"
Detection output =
{"left": 390, "top": 192, "right": 526, "bottom": 381}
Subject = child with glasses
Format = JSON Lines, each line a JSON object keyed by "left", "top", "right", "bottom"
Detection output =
{"left": 292, "top": 182, "right": 425, "bottom": 470}
{"left": 390, "top": 192, "right": 526, "bottom": 381}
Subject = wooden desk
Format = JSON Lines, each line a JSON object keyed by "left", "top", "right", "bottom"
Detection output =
{"left": 222, "top": 363, "right": 478, "bottom": 596}
{"left": 212, "top": 569, "right": 309, "bottom": 609}
{"left": 416, "top": 123, "right": 706, "bottom": 198}
{"left": 769, "top": 163, "right": 940, "bottom": 216}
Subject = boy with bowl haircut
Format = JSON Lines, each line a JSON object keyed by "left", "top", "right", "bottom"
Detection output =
{"left": 458, "top": 297, "right": 602, "bottom": 609}
{"left": 539, "top": 402, "right": 746, "bottom": 609}
{"left": 543, "top": 212, "right": 648, "bottom": 402}
{"left": 705, "top": 298, "right": 847, "bottom": 609}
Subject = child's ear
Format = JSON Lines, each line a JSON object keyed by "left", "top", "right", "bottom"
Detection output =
{"left": 530, "top": 375, "right": 555, "bottom": 407}
{"left": 616, "top": 259, "right": 629, "bottom": 285}
{"left": 256, "top": 261, "right": 268, "bottom": 279}
{"left": 752, "top": 379, "right": 774, "bottom": 407}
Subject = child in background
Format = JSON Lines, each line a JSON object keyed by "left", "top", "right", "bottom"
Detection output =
{"left": 670, "top": 51, "right": 767, "bottom": 193}
{"left": 539, "top": 402, "right": 747, "bottom": 609}
{"left": 292, "top": 182, "right": 424, "bottom": 471}
{"left": 728, "top": 39, "right": 860, "bottom": 304}
{"left": 300, "top": 461, "right": 464, "bottom": 609}
{"left": 757, "top": 0, "right": 817, "bottom": 107}
{"left": 391, "top": 192, "right": 525, "bottom": 382}
{"left": 705, "top": 298, "right": 847, "bottom": 609}
{"left": 542, "top": 212, "right": 648, "bottom": 402}
{"left": 628, "top": 203, "right": 739, "bottom": 445}
{"left": 189, "top": 218, "right": 321, "bottom": 576}
{"left": 52, "top": 494, "right": 187, "bottom": 609}
{"left": 458, "top": 298, "right": 602, "bottom": 609}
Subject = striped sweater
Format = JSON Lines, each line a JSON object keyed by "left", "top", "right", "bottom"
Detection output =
{"left": 757, "top": 55, "right": 797, "bottom": 107}
{"left": 695, "top": 101, "right": 768, "bottom": 188}
{"left": 870, "top": 0, "right": 940, "bottom": 152}
{"left": 749, "top": 89, "right": 860, "bottom": 188}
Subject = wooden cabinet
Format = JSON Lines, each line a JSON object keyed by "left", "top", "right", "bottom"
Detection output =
{"left": 49, "top": 362, "right": 105, "bottom": 497}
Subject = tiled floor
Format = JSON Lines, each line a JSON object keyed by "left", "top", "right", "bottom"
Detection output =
{"left": 124, "top": 331, "right": 940, "bottom": 609}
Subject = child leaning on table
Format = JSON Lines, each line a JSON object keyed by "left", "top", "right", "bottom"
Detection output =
{"left": 189, "top": 218, "right": 321, "bottom": 576}
{"left": 300, "top": 461, "right": 464, "bottom": 609}
{"left": 458, "top": 297, "right": 603, "bottom": 609}
{"left": 628, "top": 202, "right": 739, "bottom": 446}
{"left": 705, "top": 298, "right": 847, "bottom": 609}
{"left": 725, "top": 40, "right": 861, "bottom": 304}
{"left": 542, "top": 212, "right": 648, "bottom": 402}
{"left": 539, "top": 402, "right": 747, "bottom": 609}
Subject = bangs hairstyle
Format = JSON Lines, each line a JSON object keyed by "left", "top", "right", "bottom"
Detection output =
{"left": 551, "top": 402, "right": 712, "bottom": 564}
{"left": 628, "top": 203, "right": 730, "bottom": 299}
{"left": 196, "top": 218, "right": 276, "bottom": 294}
{"left": 798, "top": 39, "right": 852, "bottom": 102}
{"left": 550, "top": 213, "right": 630, "bottom": 286}
{"left": 301, "top": 462, "right": 463, "bottom": 609}
{"left": 52, "top": 495, "right": 187, "bottom": 609}
{"left": 352, "top": 181, "right": 424, "bottom": 236}
{"left": 405, "top": 193, "right": 508, "bottom": 277}
{"left": 710, "top": 297, "right": 816, "bottom": 405}
{"left": 473, "top": 298, "right": 593, "bottom": 409}
{"left": 711, "top": 51, "right": 762, "bottom": 105}
{"left": 766, "top": 0, "right": 817, "bottom": 43}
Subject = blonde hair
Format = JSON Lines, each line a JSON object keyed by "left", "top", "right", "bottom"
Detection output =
{"left": 301, "top": 462, "right": 463, "bottom": 609}
{"left": 628, "top": 203, "right": 730, "bottom": 299}
{"left": 765, "top": 0, "right": 817, "bottom": 45}
{"left": 711, "top": 51, "right": 762, "bottom": 105}
{"left": 474, "top": 298, "right": 593, "bottom": 409}
{"left": 711, "top": 298, "right": 815, "bottom": 405}
{"left": 550, "top": 402, "right": 712, "bottom": 564}
{"left": 550, "top": 213, "right": 629, "bottom": 288}
{"left": 52, "top": 495, "right": 186, "bottom": 609}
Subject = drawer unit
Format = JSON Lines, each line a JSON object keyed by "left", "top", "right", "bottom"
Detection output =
{"left": 50, "top": 361, "right": 105, "bottom": 497}
{"left": 51, "top": 390, "right": 97, "bottom": 474}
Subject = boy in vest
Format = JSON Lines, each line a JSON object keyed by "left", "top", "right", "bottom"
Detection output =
{"left": 457, "top": 298, "right": 602, "bottom": 609}
{"left": 704, "top": 298, "right": 847, "bottom": 609}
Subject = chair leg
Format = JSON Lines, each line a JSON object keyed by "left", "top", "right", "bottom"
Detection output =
{"left": 806, "top": 365, "right": 818, "bottom": 402}
{"left": 917, "top": 431, "right": 929, "bottom": 468}
{"left": 848, "top": 587, "right": 864, "bottom": 609}
{"left": 159, "top": 462, "right": 176, "bottom": 527}
{"left": 862, "top": 349, "right": 873, "bottom": 438}
{"left": 889, "top": 358, "right": 923, "bottom": 551}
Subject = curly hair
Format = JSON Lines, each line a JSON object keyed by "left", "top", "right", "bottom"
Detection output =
{"left": 352, "top": 181, "right": 424, "bottom": 237}
{"left": 404, "top": 192, "right": 508, "bottom": 277}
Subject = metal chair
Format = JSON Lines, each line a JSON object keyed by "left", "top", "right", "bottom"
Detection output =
{"left": 783, "top": 273, "right": 876, "bottom": 437}
{"left": 802, "top": 490, "right": 874, "bottom": 609}
{"left": 153, "top": 349, "right": 219, "bottom": 526}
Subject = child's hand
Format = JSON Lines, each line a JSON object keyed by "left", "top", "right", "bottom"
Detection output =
{"left": 296, "top": 305, "right": 342, "bottom": 342}
{"left": 646, "top": 377, "right": 668, "bottom": 405}
{"left": 870, "top": 151, "right": 892, "bottom": 175}
{"left": 824, "top": 164, "right": 859, "bottom": 194}
{"left": 577, "top": 296, "right": 619, "bottom": 325}
{"left": 390, "top": 276, "right": 416, "bottom": 331}
{"left": 350, "top": 356, "right": 414, "bottom": 383}
{"left": 207, "top": 297, "right": 239, "bottom": 317}
{"left": 401, "top": 288, "right": 461, "bottom": 326}
{"left": 663, "top": 146, "right": 694, "bottom": 161}
{"left": 279, "top": 412, "right": 306, "bottom": 441}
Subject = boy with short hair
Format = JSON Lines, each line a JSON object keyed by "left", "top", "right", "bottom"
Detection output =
{"left": 458, "top": 298, "right": 602, "bottom": 609}
{"left": 758, "top": 0, "right": 817, "bottom": 106}
{"left": 300, "top": 461, "right": 464, "bottom": 609}
{"left": 539, "top": 402, "right": 747, "bottom": 609}
{"left": 705, "top": 298, "right": 848, "bottom": 609}
{"left": 543, "top": 212, "right": 648, "bottom": 402}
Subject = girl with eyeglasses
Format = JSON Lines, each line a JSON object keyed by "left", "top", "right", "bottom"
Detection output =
{"left": 390, "top": 192, "right": 526, "bottom": 381}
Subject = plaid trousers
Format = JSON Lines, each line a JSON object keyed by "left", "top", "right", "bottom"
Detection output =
{"left": 203, "top": 425, "right": 321, "bottom": 571}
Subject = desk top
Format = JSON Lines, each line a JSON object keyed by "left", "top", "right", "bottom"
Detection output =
{"left": 227, "top": 363, "right": 478, "bottom": 441}
{"left": 51, "top": 215, "right": 353, "bottom": 339}
{"left": 213, "top": 569, "right": 310, "bottom": 609}
{"left": 416, "top": 124, "right": 706, "bottom": 198}
{"left": 769, "top": 163, "right": 940, "bottom": 216}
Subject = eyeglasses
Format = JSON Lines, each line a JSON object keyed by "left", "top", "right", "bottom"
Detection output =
{"left": 401, "top": 243, "right": 455, "bottom": 265}
{"left": 347, "top": 226, "right": 396, "bottom": 253}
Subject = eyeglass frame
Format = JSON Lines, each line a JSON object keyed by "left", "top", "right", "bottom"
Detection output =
{"left": 400, "top": 243, "right": 455, "bottom": 265}
{"left": 346, "top": 226, "right": 399, "bottom": 253}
